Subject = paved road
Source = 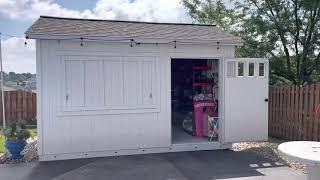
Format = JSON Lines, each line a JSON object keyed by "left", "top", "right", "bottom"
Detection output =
{"left": 0, "top": 150, "right": 306, "bottom": 180}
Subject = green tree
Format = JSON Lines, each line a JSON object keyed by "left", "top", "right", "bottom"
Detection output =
{"left": 183, "top": 0, "right": 320, "bottom": 85}
{"left": 182, "top": 0, "right": 237, "bottom": 31}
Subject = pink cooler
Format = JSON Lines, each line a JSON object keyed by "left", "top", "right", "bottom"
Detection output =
{"left": 193, "top": 100, "right": 215, "bottom": 137}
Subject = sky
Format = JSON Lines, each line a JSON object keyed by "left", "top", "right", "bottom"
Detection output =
{"left": 0, "top": 0, "right": 235, "bottom": 73}
{"left": 0, "top": 0, "right": 193, "bottom": 73}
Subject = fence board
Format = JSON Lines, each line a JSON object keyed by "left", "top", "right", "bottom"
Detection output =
{"left": 269, "top": 83, "right": 320, "bottom": 141}
{"left": 285, "top": 86, "right": 289, "bottom": 139}
{"left": 308, "top": 84, "right": 315, "bottom": 140}
{"left": 289, "top": 86, "right": 294, "bottom": 140}
{"left": 275, "top": 86, "right": 280, "bottom": 137}
{"left": 294, "top": 86, "right": 299, "bottom": 140}
{"left": 0, "top": 90, "right": 36, "bottom": 125}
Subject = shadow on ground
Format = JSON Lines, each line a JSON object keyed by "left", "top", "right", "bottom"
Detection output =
{"left": 0, "top": 150, "right": 305, "bottom": 180}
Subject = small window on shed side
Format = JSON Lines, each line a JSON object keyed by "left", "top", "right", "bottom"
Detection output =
{"left": 248, "top": 62, "right": 255, "bottom": 77}
{"left": 259, "top": 63, "right": 265, "bottom": 76}
{"left": 238, "top": 62, "right": 245, "bottom": 76}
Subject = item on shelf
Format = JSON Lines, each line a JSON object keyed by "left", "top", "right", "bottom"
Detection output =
{"left": 192, "top": 66, "right": 210, "bottom": 70}
{"left": 203, "top": 106, "right": 215, "bottom": 137}
{"left": 192, "top": 82, "right": 214, "bottom": 87}
{"left": 182, "top": 112, "right": 194, "bottom": 134}
{"left": 193, "top": 92, "right": 214, "bottom": 101}
{"left": 208, "top": 117, "right": 219, "bottom": 141}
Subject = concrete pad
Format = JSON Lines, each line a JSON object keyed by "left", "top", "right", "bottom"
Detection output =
{"left": 0, "top": 150, "right": 306, "bottom": 180}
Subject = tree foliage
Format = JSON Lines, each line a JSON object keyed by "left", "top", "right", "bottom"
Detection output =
{"left": 182, "top": 0, "right": 320, "bottom": 85}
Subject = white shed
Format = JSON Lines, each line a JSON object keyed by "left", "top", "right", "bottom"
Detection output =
{"left": 26, "top": 16, "right": 268, "bottom": 161}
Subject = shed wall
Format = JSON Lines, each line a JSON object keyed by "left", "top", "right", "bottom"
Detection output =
{"left": 37, "top": 40, "right": 235, "bottom": 158}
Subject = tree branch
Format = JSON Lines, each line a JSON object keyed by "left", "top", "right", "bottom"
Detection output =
{"left": 264, "top": 0, "right": 293, "bottom": 77}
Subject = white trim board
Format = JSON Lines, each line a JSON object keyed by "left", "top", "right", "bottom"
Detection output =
{"left": 39, "top": 142, "right": 230, "bottom": 161}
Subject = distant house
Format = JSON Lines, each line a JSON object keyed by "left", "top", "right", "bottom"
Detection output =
{"left": 2, "top": 85, "right": 18, "bottom": 91}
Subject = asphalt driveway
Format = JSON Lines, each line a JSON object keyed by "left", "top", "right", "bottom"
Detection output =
{"left": 0, "top": 150, "right": 305, "bottom": 180}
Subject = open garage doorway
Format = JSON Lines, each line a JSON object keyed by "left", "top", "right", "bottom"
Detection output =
{"left": 171, "top": 59, "right": 220, "bottom": 145}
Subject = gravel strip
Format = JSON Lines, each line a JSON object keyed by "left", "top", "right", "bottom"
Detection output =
{"left": 0, "top": 137, "right": 38, "bottom": 164}
{"left": 232, "top": 142, "right": 306, "bottom": 173}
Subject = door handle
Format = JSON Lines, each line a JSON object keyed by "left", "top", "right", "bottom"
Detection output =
{"left": 264, "top": 98, "right": 268, "bottom": 102}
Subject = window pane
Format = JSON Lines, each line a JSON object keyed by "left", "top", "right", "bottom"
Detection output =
{"left": 238, "top": 62, "right": 244, "bottom": 76}
{"left": 249, "top": 63, "right": 254, "bottom": 76}
{"left": 259, "top": 63, "right": 265, "bottom": 76}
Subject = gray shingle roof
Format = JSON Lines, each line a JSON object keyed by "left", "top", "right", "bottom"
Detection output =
{"left": 25, "top": 16, "right": 243, "bottom": 44}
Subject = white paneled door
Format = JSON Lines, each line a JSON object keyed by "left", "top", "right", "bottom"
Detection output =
{"left": 222, "top": 58, "right": 269, "bottom": 143}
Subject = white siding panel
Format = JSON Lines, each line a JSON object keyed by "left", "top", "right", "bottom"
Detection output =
{"left": 44, "top": 118, "right": 71, "bottom": 154}
{"left": 66, "top": 60, "right": 85, "bottom": 107}
{"left": 42, "top": 41, "right": 72, "bottom": 155}
{"left": 92, "top": 113, "right": 159, "bottom": 151}
{"left": 123, "top": 60, "right": 139, "bottom": 105}
{"left": 142, "top": 61, "right": 153, "bottom": 105}
{"left": 70, "top": 118, "right": 92, "bottom": 153}
{"left": 110, "top": 61, "right": 124, "bottom": 106}
{"left": 152, "top": 59, "right": 158, "bottom": 105}
{"left": 103, "top": 61, "right": 112, "bottom": 106}
{"left": 84, "top": 60, "right": 104, "bottom": 106}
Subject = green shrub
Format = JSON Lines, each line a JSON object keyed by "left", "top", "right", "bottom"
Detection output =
{"left": 2, "top": 121, "right": 30, "bottom": 141}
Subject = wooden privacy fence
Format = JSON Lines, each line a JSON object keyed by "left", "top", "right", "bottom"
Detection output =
{"left": 269, "top": 83, "right": 320, "bottom": 141}
{"left": 0, "top": 91, "right": 36, "bottom": 125}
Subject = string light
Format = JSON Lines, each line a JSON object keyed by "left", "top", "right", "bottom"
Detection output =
{"left": 1, "top": 32, "right": 240, "bottom": 48}
{"left": 80, "top": 37, "right": 84, "bottom": 47}
{"left": 24, "top": 37, "right": 28, "bottom": 46}
{"left": 11, "top": 35, "right": 237, "bottom": 49}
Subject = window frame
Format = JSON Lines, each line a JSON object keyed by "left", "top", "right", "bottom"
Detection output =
{"left": 59, "top": 55, "right": 160, "bottom": 115}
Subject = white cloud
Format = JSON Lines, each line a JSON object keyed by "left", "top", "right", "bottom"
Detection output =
{"left": 0, "top": 0, "right": 96, "bottom": 20}
{"left": 0, "top": 0, "right": 191, "bottom": 73}
{"left": 94, "top": 0, "right": 190, "bottom": 22}
{"left": 1, "top": 37, "right": 36, "bottom": 73}
{"left": 0, "top": 0, "right": 190, "bottom": 22}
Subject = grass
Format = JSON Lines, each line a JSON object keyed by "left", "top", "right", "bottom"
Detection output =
{"left": 268, "top": 137, "right": 287, "bottom": 144}
{"left": 0, "top": 136, "right": 4, "bottom": 153}
{"left": 0, "top": 126, "right": 37, "bottom": 153}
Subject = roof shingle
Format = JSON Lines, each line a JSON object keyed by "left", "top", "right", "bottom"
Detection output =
{"left": 25, "top": 16, "right": 243, "bottom": 44}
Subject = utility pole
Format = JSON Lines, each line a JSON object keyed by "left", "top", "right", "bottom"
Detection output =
{"left": 0, "top": 33, "right": 6, "bottom": 129}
